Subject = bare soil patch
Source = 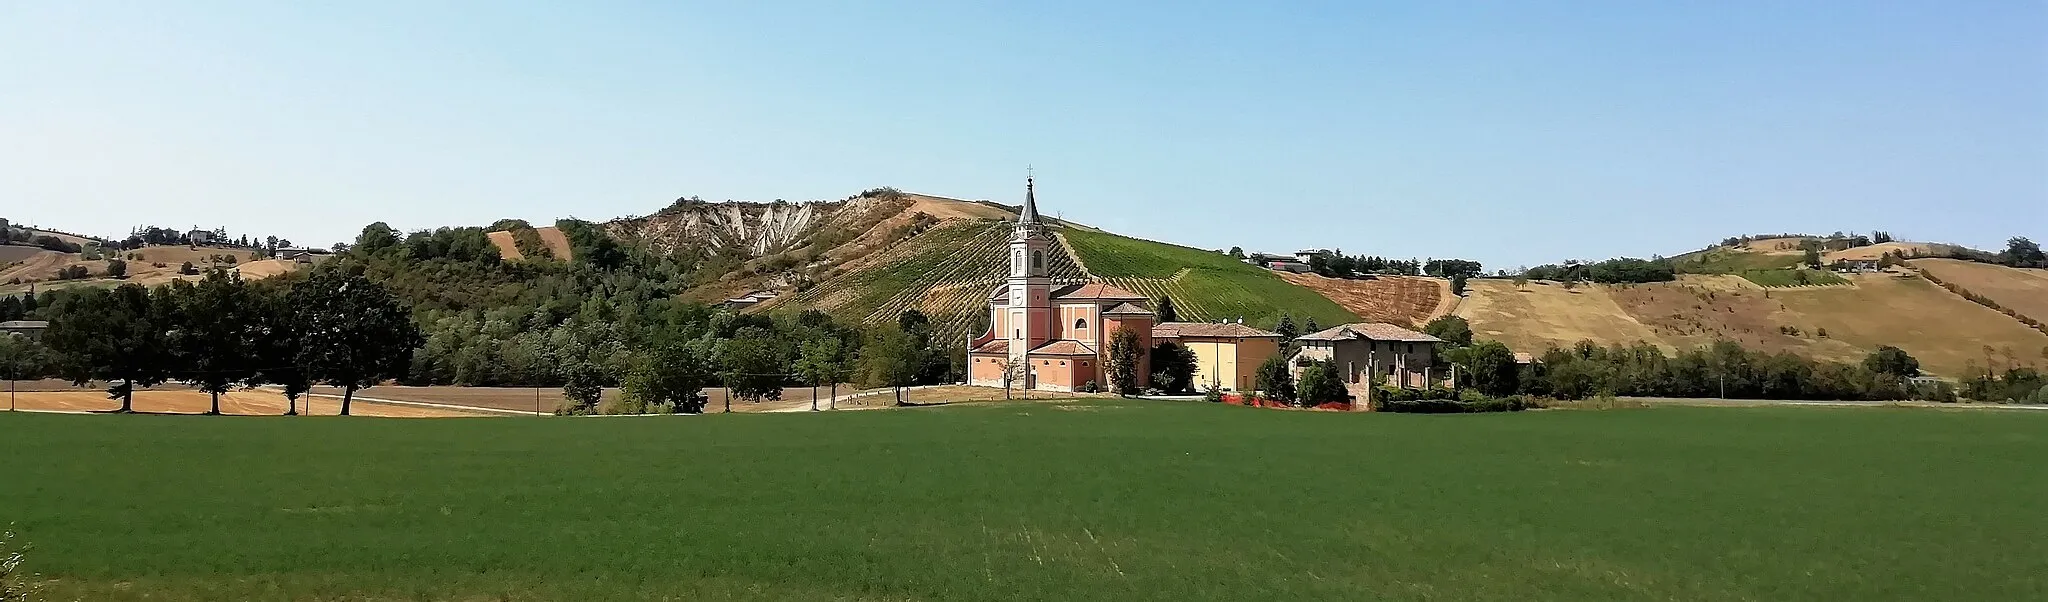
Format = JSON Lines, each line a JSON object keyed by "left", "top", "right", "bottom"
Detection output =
{"left": 1771, "top": 273, "right": 2048, "bottom": 376}
{"left": 1279, "top": 272, "right": 1445, "bottom": 327}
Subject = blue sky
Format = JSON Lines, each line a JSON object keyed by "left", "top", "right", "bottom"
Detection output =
{"left": 4, "top": 1, "right": 2042, "bottom": 269}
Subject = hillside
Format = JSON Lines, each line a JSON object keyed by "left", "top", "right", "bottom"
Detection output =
{"left": 1060, "top": 228, "right": 1356, "bottom": 329}
{"left": 1277, "top": 272, "right": 1449, "bottom": 328}
{"left": 1910, "top": 259, "right": 2048, "bottom": 327}
{"left": 1458, "top": 272, "right": 2048, "bottom": 377}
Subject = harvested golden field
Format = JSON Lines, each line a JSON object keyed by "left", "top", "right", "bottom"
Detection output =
{"left": 485, "top": 226, "right": 574, "bottom": 261}
{"left": 0, "top": 249, "right": 71, "bottom": 282}
{"left": 1279, "top": 272, "right": 1446, "bottom": 327}
{"left": 6, "top": 388, "right": 485, "bottom": 417}
{"left": 1742, "top": 237, "right": 1813, "bottom": 254}
{"left": 1770, "top": 273, "right": 2048, "bottom": 376}
{"left": 123, "top": 245, "right": 258, "bottom": 266}
{"left": 0, "top": 244, "right": 47, "bottom": 264}
{"left": 1607, "top": 275, "right": 1866, "bottom": 365}
{"left": 229, "top": 258, "right": 304, "bottom": 281}
{"left": 1456, "top": 279, "right": 1669, "bottom": 355}
{"left": 1910, "top": 259, "right": 2048, "bottom": 325}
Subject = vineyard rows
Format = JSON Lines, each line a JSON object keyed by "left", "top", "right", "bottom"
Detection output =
{"left": 778, "top": 221, "right": 1085, "bottom": 343}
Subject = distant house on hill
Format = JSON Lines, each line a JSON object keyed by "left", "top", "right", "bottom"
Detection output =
{"left": 722, "top": 290, "right": 778, "bottom": 310}
{"left": 1294, "top": 249, "right": 1333, "bottom": 264}
{"left": 187, "top": 228, "right": 214, "bottom": 245}
{"left": 1266, "top": 260, "right": 1312, "bottom": 273}
{"left": 0, "top": 320, "right": 49, "bottom": 339}
{"left": 1832, "top": 259, "right": 1879, "bottom": 273}
{"left": 1152, "top": 322, "right": 1283, "bottom": 391}
{"left": 275, "top": 247, "right": 331, "bottom": 263}
{"left": 1243, "top": 252, "right": 1312, "bottom": 273}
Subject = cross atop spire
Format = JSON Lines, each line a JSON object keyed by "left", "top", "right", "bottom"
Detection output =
{"left": 1018, "top": 167, "right": 1040, "bottom": 225}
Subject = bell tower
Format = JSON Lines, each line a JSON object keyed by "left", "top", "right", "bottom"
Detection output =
{"left": 1006, "top": 172, "right": 1054, "bottom": 361}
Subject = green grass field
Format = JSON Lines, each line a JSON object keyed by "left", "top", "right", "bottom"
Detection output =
{"left": 1063, "top": 228, "right": 1356, "bottom": 329}
{"left": 3, "top": 402, "right": 2044, "bottom": 601}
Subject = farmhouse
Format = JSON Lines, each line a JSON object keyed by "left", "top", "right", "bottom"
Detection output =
{"left": 1152, "top": 322, "right": 1282, "bottom": 391}
{"left": 969, "top": 177, "right": 1167, "bottom": 392}
{"left": 1292, "top": 322, "right": 1444, "bottom": 392}
{"left": 0, "top": 320, "right": 49, "bottom": 339}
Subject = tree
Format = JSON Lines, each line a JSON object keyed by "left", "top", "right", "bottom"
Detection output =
{"left": 251, "top": 284, "right": 310, "bottom": 415}
{"left": 1154, "top": 295, "right": 1179, "bottom": 323}
{"left": 558, "top": 360, "right": 605, "bottom": 414}
{"left": 1227, "top": 246, "right": 1245, "bottom": 259}
{"left": 622, "top": 340, "right": 713, "bottom": 414}
{"left": 1296, "top": 361, "right": 1348, "bottom": 406}
{"left": 2003, "top": 237, "right": 2046, "bottom": 268}
{"left": 859, "top": 328, "right": 920, "bottom": 404}
{"left": 1450, "top": 274, "right": 1468, "bottom": 296}
{"left": 104, "top": 259, "right": 126, "bottom": 278}
{"left": 1872, "top": 231, "right": 1894, "bottom": 244}
{"left": 720, "top": 326, "right": 785, "bottom": 408}
{"left": 178, "top": 261, "right": 198, "bottom": 276}
{"left": 42, "top": 285, "right": 170, "bottom": 412}
{"left": 169, "top": 272, "right": 265, "bottom": 415}
{"left": 1422, "top": 315, "right": 1473, "bottom": 348}
{"left": 1302, "top": 317, "right": 1319, "bottom": 338}
{"left": 0, "top": 335, "right": 53, "bottom": 400}
{"left": 1864, "top": 345, "right": 1921, "bottom": 378}
{"left": 1512, "top": 273, "right": 1529, "bottom": 290}
{"left": 1106, "top": 325, "right": 1143, "bottom": 395}
{"left": 1148, "top": 341, "right": 1198, "bottom": 394}
{"left": 1252, "top": 355, "right": 1295, "bottom": 402}
{"left": 1802, "top": 246, "right": 1822, "bottom": 269}
{"left": 291, "top": 269, "right": 423, "bottom": 416}
{"left": 793, "top": 336, "right": 846, "bottom": 411}
{"left": 1463, "top": 340, "right": 1520, "bottom": 396}
{"left": 355, "top": 222, "right": 401, "bottom": 254}
{"left": 1274, "top": 314, "right": 1298, "bottom": 341}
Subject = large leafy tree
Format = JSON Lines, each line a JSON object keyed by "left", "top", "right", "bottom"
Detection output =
{"left": 1863, "top": 345, "right": 1921, "bottom": 378}
{"left": 1252, "top": 354, "right": 1295, "bottom": 402}
{"left": 1463, "top": 340, "right": 1520, "bottom": 396}
{"left": 252, "top": 282, "right": 311, "bottom": 415}
{"left": 169, "top": 272, "right": 266, "bottom": 415}
{"left": 0, "top": 335, "right": 54, "bottom": 404}
{"left": 291, "top": 269, "right": 423, "bottom": 415}
{"left": 859, "top": 328, "right": 920, "bottom": 405}
{"left": 1274, "top": 314, "right": 1299, "bottom": 341}
{"left": 621, "top": 340, "right": 713, "bottom": 414}
{"left": 42, "top": 285, "right": 171, "bottom": 412}
{"left": 1148, "top": 340, "right": 1198, "bottom": 394}
{"left": 1422, "top": 315, "right": 1474, "bottom": 348}
{"left": 1106, "top": 325, "right": 1143, "bottom": 395}
{"left": 793, "top": 335, "right": 847, "bottom": 411}
{"left": 719, "top": 325, "right": 786, "bottom": 408}
{"left": 1295, "top": 361, "right": 1348, "bottom": 406}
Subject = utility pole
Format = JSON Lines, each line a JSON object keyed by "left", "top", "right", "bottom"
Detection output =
{"left": 534, "top": 387, "right": 541, "bottom": 417}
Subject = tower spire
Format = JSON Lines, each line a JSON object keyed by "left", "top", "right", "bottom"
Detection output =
{"left": 1019, "top": 167, "right": 1039, "bottom": 224}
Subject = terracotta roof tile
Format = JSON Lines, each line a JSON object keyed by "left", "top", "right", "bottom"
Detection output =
{"left": 971, "top": 340, "right": 1010, "bottom": 354}
{"left": 1102, "top": 302, "right": 1154, "bottom": 316}
{"left": 1028, "top": 340, "right": 1098, "bottom": 355}
{"left": 1152, "top": 322, "right": 1281, "bottom": 339}
{"left": 1296, "top": 322, "right": 1442, "bottom": 343}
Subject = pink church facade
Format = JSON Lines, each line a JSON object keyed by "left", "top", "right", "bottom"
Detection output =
{"left": 967, "top": 178, "right": 1154, "bottom": 392}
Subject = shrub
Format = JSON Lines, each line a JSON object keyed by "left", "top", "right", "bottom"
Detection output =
{"left": 1202, "top": 385, "right": 1223, "bottom": 403}
{"left": 1077, "top": 380, "right": 1101, "bottom": 394}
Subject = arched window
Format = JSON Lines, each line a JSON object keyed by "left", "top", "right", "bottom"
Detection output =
{"left": 1013, "top": 249, "right": 1023, "bottom": 272}
{"left": 1032, "top": 250, "right": 1044, "bottom": 270}
{"left": 1075, "top": 318, "right": 1088, "bottom": 330}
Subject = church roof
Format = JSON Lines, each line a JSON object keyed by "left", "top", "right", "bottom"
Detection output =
{"left": 1029, "top": 340, "right": 1097, "bottom": 356}
{"left": 1152, "top": 322, "right": 1281, "bottom": 339}
{"left": 1102, "top": 302, "right": 1154, "bottom": 316}
{"left": 970, "top": 340, "right": 1010, "bottom": 354}
{"left": 987, "top": 284, "right": 1009, "bottom": 301}
{"left": 1019, "top": 175, "right": 1039, "bottom": 224}
{"left": 1052, "top": 282, "right": 1147, "bottom": 301}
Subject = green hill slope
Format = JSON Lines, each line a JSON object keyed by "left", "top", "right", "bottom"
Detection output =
{"left": 770, "top": 221, "right": 1358, "bottom": 341}
{"left": 1061, "top": 228, "right": 1356, "bottom": 329}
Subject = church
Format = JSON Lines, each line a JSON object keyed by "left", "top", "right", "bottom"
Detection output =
{"left": 966, "top": 177, "right": 1160, "bottom": 392}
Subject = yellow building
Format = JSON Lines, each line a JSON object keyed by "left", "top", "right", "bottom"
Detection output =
{"left": 1152, "top": 322, "right": 1284, "bottom": 392}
